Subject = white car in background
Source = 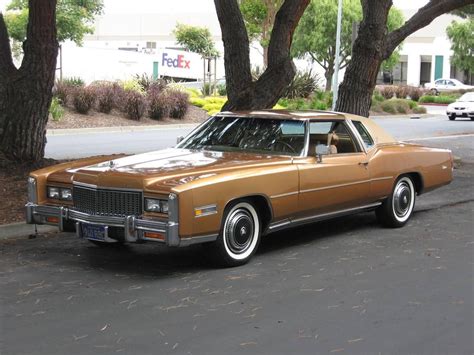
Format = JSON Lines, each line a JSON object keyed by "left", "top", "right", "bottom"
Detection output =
{"left": 446, "top": 92, "right": 474, "bottom": 121}
{"left": 425, "top": 78, "right": 474, "bottom": 94}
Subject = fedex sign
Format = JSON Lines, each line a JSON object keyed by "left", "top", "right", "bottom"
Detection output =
{"left": 162, "top": 52, "right": 191, "bottom": 69}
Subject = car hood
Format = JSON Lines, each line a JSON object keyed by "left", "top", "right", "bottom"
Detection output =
{"left": 65, "top": 148, "right": 293, "bottom": 192}
{"left": 448, "top": 101, "right": 474, "bottom": 108}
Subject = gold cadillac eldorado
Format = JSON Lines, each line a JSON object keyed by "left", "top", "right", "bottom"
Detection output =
{"left": 26, "top": 110, "right": 453, "bottom": 266}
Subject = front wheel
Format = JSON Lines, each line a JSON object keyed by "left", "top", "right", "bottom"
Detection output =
{"left": 448, "top": 114, "right": 456, "bottom": 121}
{"left": 376, "top": 176, "right": 416, "bottom": 228}
{"left": 209, "top": 201, "right": 261, "bottom": 267}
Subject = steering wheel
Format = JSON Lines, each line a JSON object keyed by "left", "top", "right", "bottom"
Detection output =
{"left": 271, "top": 140, "right": 296, "bottom": 153}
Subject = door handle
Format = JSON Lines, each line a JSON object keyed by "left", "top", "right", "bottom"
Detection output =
{"left": 359, "top": 161, "right": 369, "bottom": 168}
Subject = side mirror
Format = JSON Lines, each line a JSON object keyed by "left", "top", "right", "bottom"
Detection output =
{"left": 315, "top": 144, "right": 329, "bottom": 163}
{"left": 176, "top": 136, "right": 184, "bottom": 145}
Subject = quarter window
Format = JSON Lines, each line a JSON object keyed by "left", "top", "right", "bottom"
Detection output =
{"left": 309, "top": 121, "right": 360, "bottom": 154}
{"left": 352, "top": 121, "right": 374, "bottom": 149}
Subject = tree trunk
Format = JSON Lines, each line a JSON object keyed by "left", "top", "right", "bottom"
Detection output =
{"left": 335, "top": 0, "right": 391, "bottom": 117}
{"left": 0, "top": 1, "right": 59, "bottom": 162}
{"left": 324, "top": 65, "right": 334, "bottom": 92}
{"left": 215, "top": 0, "right": 310, "bottom": 111}
{"left": 335, "top": 0, "right": 472, "bottom": 117}
{"left": 263, "top": 45, "right": 269, "bottom": 68}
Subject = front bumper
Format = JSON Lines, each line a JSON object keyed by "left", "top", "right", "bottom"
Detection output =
{"left": 25, "top": 203, "right": 181, "bottom": 246}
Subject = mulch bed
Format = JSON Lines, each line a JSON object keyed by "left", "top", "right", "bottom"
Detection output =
{"left": 0, "top": 158, "right": 62, "bottom": 225}
{"left": 47, "top": 106, "right": 208, "bottom": 130}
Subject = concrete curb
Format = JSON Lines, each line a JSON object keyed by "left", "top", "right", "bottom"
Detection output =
{"left": 0, "top": 222, "right": 57, "bottom": 240}
{"left": 47, "top": 123, "right": 199, "bottom": 136}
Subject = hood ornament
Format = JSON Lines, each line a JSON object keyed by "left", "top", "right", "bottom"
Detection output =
{"left": 109, "top": 160, "right": 116, "bottom": 169}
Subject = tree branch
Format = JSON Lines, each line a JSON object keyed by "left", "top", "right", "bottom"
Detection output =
{"left": 309, "top": 52, "right": 327, "bottom": 70}
{"left": 384, "top": 0, "right": 472, "bottom": 58}
{"left": 214, "top": 0, "right": 253, "bottom": 101}
{"left": 267, "top": 0, "right": 310, "bottom": 67}
{"left": 0, "top": 13, "right": 16, "bottom": 76}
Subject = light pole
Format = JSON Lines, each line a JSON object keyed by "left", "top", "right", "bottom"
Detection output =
{"left": 331, "top": 0, "right": 343, "bottom": 111}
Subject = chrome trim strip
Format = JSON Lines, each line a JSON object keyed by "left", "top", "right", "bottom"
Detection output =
{"left": 72, "top": 181, "right": 143, "bottom": 192}
{"left": 270, "top": 191, "right": 299, "bottom": 199}
{"left": 300, "top": 180, "right": 369, "bottom": 194}
{"left": 370, "top": 176, "right": 393, "bottom": 182}
{"left": 167, "top": 193, "right": 180, "bottom": 246}
{"left": 267, "top": 202, "right": 382, "bottom": 233}
{"left": 27, "top": 177, "right": 38, "bottom": 204}
{"left": 179, "top": 234, "right": 218, "bottom": 246}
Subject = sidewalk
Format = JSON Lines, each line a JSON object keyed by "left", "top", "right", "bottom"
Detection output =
{"left": 47, "top": 123, "right": 199, "bottom": 136}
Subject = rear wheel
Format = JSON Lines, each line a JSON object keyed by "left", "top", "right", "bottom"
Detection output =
{"left": 376, "top": 175, "right": 416, "bottom": 228}
{"left": 209, "top": 201, "right": 261, "bottom": 267}
{"left": 449, "top": 114, "right": 456, "bottom": 121}
{"left": 430, "top": 88, "right": 439, "bottom": 95}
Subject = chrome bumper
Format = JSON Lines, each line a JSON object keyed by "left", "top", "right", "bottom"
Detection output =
{"left": 25, "top": 203, "right": 181, "bottom": 246}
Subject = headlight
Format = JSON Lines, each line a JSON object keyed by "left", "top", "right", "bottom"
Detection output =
{"left": 47, "top": 186, "right": 72, "bottom": 201}
{"left": 47, "top": 187, "right": 60, "bottom": 199}
{"left": 145, "top": 198, "right": 168, "bottom": 213}
{"left": 60, "top": 188, "right": 72, "bottom": 201}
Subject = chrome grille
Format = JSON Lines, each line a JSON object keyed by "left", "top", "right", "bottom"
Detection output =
{"left": 73, "top": 185, "right": 142, "bottom": 217}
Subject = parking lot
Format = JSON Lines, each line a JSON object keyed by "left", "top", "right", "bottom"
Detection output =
{"left": 1, "top": 135, "right": 473, "bottom": 354}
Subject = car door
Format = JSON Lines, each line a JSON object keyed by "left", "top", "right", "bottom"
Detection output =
{"left": 295, "top": 120, "right": 371, "bottom": 219}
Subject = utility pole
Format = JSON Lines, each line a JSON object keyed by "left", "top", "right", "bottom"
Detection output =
{"left": 331, "top": 0, "right": 343, "bottom": 111}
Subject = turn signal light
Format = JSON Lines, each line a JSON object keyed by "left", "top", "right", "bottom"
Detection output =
{"left": 144, "top": 232, "right": 165, "bottom": 240}
{"left": 46, "top": 217, "right": 59, "bottom": 224}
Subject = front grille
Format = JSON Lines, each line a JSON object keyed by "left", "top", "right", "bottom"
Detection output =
{"left": 73, "top": 185, "right": 142, "bottom": 217}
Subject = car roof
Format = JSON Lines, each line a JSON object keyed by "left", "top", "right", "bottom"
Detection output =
{"left": 219, "top": 109, "right": 348, "bottom": 120}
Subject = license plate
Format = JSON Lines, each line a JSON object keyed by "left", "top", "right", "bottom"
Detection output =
{"left": 81, "top": 224, "right": 106, "bottom": 241}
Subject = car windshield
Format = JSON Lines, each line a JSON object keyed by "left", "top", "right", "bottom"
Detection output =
{"left": 178, "top": 116, "right": 306, "bottom": 156}
{"left": 459, "top": 92, "right": 474, "bottom": 102}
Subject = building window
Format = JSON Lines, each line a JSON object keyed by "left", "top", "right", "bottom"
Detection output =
{"left": 146, "top": 42, "right": 157, "bottom": 49}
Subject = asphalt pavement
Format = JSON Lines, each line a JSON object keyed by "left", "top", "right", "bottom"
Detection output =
{"left": 1, "top": 135, "right": 473, "bottom": 354}
{"left": 44, "top": 113, "right": 474, "bottom": 159}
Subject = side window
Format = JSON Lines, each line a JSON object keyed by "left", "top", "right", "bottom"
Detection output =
{"left": 446, "top": 80, "right": 455, "bottom": 86}
{"left": 352, "top": 121, "right": 374, "bottom": 149}
{"left": 309, "top": 121, "right": 360, "bottom": 154}
{"left": 435, "top": 79, "right": 443, "bottom": 86}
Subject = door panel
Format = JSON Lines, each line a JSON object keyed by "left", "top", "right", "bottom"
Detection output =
{"left": 296, "top": 154, "right": 371, "bottom": 218}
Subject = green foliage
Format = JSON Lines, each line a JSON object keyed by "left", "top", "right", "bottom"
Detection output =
{"left": 189, "top": 97, "right": 206, "bottom": 108}
{"left": 217, "top": 83, "right": 227, "bottom": 96}
{"left": 174, "top": 23, "right": 218, "bottom": 57}
{"left": 283, "top": 71, "right": 321, "bottom": 99}
{"left": 202, "top": 83, "right": 215, "bottom": 96}
{"left": 62, "top": 77, "right": 85, "bottom": 87}
{"left": 380, "top": 101, "right": 397, "bottom": 114}
{"left": 5, "top": 0, "right": 103, "bottom": 45}
{"left": 418, "top": 95, "right": 457, "bottom": 104}
{"left": 184, "top": 88, "right": 201, "bottom": 98}
{"left": 49, "top": 97, "right": 65, "bottom": 122}
{"left": 120, "top": 79, "right": 144, "bottom": 94}
{"left": 446, "top": 19, "right": 474, "bottom": 73}
{"left": 239, "top": 0, "right": 283, "bottom": 60}
{"left": 413, "top": 106, "right": 427, "bottom": 114}
{"left": 189, "top": 96, "right": 225, "bottom": 115}
{"left": 451, "top": 5, "right": 474, "bottom": 18}
{"left": 292, "top": 0, "right": 404, "bottom": 87}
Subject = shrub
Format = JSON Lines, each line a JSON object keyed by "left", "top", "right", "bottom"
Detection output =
{"left": 121, "top": 79, "right": 144, "bottom": 94}
{"left": 379, "top": 85, "right": 396, "bottom": 100}
{"left": 278, "top": 98, "right": 289, "bottom": 107}
{"left": 408, "top": 87, "right": 423, "bottom": 101}
{"left": 394, "top": 99, "right": 410, "bottom": 114}
{"left": 311, "top": 100, "right": 327, "bottom": 110}
{"left": 434, "top": 96, "right": 456, "bottom": 104}
{"left": 419, "top": 95, "right": 435, "bottom": 103}
{"left": 380, "top": 101, "right": 397, "bottom": 114}
{"left": 407, "top": 100, "right": 417, "bottom": 110}
{"left": 124, "top": 90, "right": 146, "bottom": 120}
{"left": 111, "top": 83, "right": 127, "bottom": 111}
{"left": 395, "top": 85, "right": 410, "bottom": 99}
{"left": 168, "top": 90, "right": 189, "bottom": 119}
{"left": 373, "top": 93, "right": 385, "bottom": 103}
{"left": 413, "top": 106, "right": 427, "bottom": 114}
{"left": 283, "top": 70, "right": 320, "bottom": 99}
{"left": 134, "top": 73, "right": 166, "bottom": 92}
{"left": 63, "top": 76, "right": 84, "bottom": 87}
{"left": 202, "top": 83, "right": 216, "bottom": 96}
{"left": 148, "top": 91, "right": 170, "bottom": 120}
{"left": 217, "top": 83, "right": 227, "bottom": 96}
{"left": 72, "top": 87, "right": 96, "bottom": 114}
{"left": 189, "top": 97, "right": 206, "bottom": 108}
{"left": 53, "top": 80, "right": 73, "bottom": 105}
{"left": 202, "top": 102, "right": 224, "bottom": 113}
{"left": 94, "top": 84, "right": 116, "bottom": 114}
{"left": 49, "top": 97, "right": 64, "bottom": 121}
{"left": 184, "top": 87, "right": 201, "bottom": 98}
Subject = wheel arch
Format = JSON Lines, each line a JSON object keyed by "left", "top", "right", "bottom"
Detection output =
{"left": 398, "top": 172, "right": 424, "bottom": 195}
{"left": 223, "top": 194, "right": 273, "bottom": 232}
